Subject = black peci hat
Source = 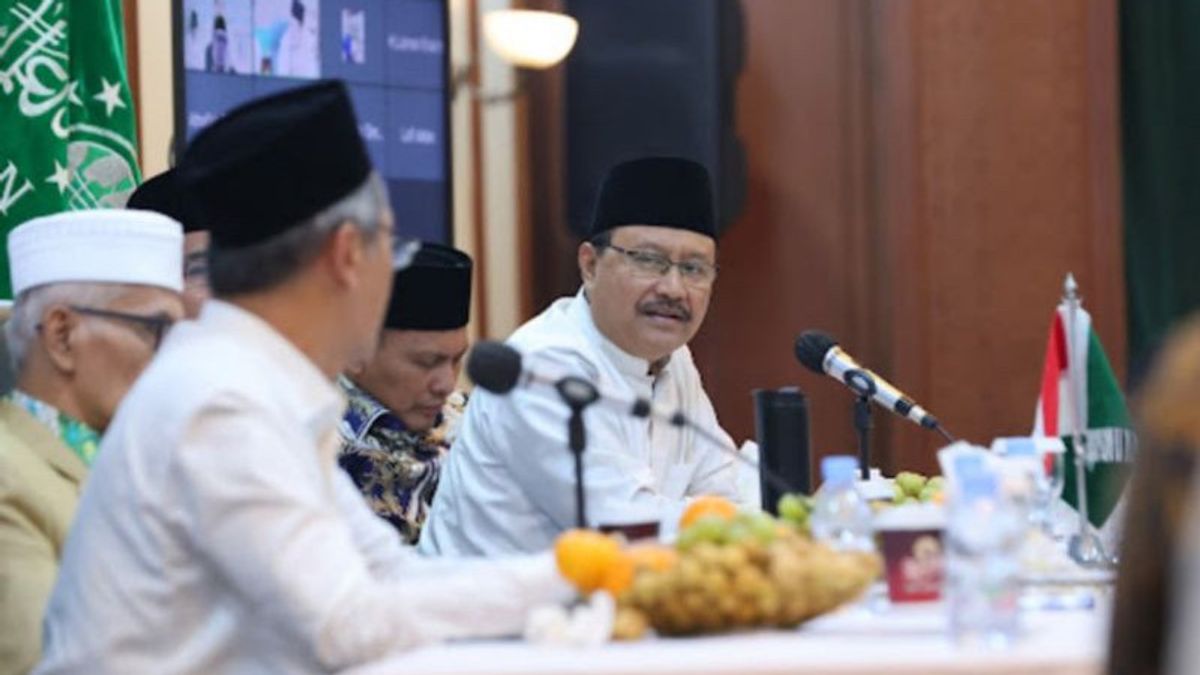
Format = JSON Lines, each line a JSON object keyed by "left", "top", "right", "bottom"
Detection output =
{"left": 590, "top": 156, "right": 716, "bottom": 239}
{"left": 384, "top": 243, "right": 473, "bottom": 331}
{"left": 127, "top": 168, "right": 203, "bottom": 233}
{"left": 178, "top": 80, "right": 372, "bottom": 249}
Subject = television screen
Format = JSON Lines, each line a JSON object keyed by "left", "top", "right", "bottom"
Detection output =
{"left": 173, "top": 0, "right": 452, "bottom": 244}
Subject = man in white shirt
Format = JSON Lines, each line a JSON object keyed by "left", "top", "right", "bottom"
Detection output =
{"left": 37, "top": 81, "right": 569, "bottom": 675}
{"left": 421, "top": 156, "right": 743, "bottom": 556}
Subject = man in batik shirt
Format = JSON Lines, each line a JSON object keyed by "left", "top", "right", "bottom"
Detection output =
{"left": 339, "top": 243, "right": 473, "bottom": 544}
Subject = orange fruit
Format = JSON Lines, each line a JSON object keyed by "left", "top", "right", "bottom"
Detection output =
{"left": 599, "top": 552, "right": 637, "bottom": 596}
{"left": 679, "top": 495, "right": 738, "bottom": 530}
{"left": 555, "top": 529, "right": 622, "bottom": 594}
{"left": 627, "top": 544, "right": 678, "bottom": 573}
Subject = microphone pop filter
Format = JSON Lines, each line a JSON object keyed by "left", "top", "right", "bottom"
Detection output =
{"left": 466, "top": 341, "right": 523, "bottom": 394}
{"left": 794, "top": 331, "right": 838, "bottom": 374}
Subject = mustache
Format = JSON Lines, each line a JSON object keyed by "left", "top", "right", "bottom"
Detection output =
{"left": 638, "top": 298, "right": 692, "bottom": 322}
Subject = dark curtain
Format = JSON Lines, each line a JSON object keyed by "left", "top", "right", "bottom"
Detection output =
{"left": 1121, "top": 0, "right": 1200, "bottom": 385}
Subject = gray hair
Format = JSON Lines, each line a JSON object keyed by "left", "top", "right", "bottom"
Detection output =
{"left": 208, "top": 172, "right": 389, "bottom": 297}
{"left": 4, "top": 283, "right": 126, "bottom": 374}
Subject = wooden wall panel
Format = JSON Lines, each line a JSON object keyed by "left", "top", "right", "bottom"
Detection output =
{"left": 121, "top": 0, "right": 140, "bottom": 158}
{"left": 869, "top": 0, "right": 1126, "bottom": 473}
{"left": 690, "top": 0, "right": 1126, "bottom": 476}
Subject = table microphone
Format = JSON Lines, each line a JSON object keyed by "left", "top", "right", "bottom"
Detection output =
{"left": 467, "top": 340, "right": 527, "bottom": 394}
{"left": 794, "top": 330, "right": 956, "bottom": 442}
{"left": 466, "top": 341, "right": 801, "bottom": 496}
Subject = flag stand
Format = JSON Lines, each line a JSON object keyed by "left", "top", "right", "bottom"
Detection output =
{"left": 1062, "top": 273, "right": 1117, "bottom": 570}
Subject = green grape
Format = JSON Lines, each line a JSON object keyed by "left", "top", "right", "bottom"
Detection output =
{"left": 777, "top": 493, "right": 808, "bottom": 523}
{"left": 678, "top": 515, "right": 732, "bottom": 550}
{"left": 740, "top": 512, "right": 778, "bottom": 544}
{"left": 725, "top": 521, "right": 752, "bottom": 545}
{"left": 894, "top": 471, "right": 927, "bottom": 497}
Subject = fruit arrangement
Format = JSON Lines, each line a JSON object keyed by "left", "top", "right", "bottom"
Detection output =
{"left": 891, "top": 471, "right": 945, "bottom": 505}
{"left": 555, "top": 496, "right": 879, "bottom": 641}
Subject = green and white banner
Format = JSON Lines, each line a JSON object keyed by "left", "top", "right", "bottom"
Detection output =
{"left": 0, "top": 0, "right": 141, "bottom": 298}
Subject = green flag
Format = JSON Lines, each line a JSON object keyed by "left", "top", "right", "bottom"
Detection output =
{"left": 0, "top": 0, "right": 141, "bottom": 299}
{"left": 1033, "top": 302, "right": 1137, "bottom": 528}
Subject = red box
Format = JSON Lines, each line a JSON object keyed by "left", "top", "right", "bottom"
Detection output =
{"left": 874, "top": 504, "right": 946, "bottom": 603}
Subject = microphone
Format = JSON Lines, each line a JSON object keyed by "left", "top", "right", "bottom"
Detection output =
{"left": 794, "top": 330, "right": 955, "bottom": 441}
{"left": 465, "top": 340, "right": 800, "bottom": 496}
{"left": 466, "top": 340, "right": 525, "bottom": 394}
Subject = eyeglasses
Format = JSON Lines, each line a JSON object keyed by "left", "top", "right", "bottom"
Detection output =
{"left": 68, "top": 305, "right": 177, "bottom": 350}
{"left": 184, "top": 250, "right": 209, "bottom": 281}
{"left": 602, "top": 244, "right": 718, "bottom": 288}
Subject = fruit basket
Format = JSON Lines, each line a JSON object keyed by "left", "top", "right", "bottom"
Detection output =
{"left": 619, "top": 524, "right": 879, "bottom": 637}
{"left": 556, "top": 498, "right": 881, "bottom": 641}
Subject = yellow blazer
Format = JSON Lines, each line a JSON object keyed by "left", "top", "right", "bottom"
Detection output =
{"left": 0, "top": 399, "right": 87, "bottom": 675}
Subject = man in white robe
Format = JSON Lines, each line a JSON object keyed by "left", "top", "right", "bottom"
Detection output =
{"left": 421, "top": 157, "right": 744, "bottom": 556}
{"left": 36, "top": 81, "right": 570, "bottom": 675}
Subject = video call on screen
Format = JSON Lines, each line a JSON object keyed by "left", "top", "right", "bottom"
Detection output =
{"left": 179, "top": 0, "right": 450, "bottom": 244}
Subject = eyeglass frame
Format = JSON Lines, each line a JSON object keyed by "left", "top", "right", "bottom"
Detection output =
{"left": 65, "top": 305, "right": 177, "bottom": 350}
{"left": 183, "top": 250, "right": 209, "bottom": 281}
{"left": 595, "top": 243, "right": 719, "bottom": 287}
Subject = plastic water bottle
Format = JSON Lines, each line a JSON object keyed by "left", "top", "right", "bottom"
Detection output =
{"left": 810, "top": 455, "right": 874, "bottom": 553}
{"left": 946, "top": 470, "right": 1022, "bottom": 648}
{"left": 991, "top": 437, "right": 1042, "bottom": 530}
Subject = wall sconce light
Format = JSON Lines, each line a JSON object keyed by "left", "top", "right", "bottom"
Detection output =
{"left": 482, "top": 9, "right": 579, "bottom": 69}
{"left": 453, "top": 9, "right": 579, "bottom": 103}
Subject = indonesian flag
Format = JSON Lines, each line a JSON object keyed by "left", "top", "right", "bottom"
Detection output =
{"left": 1032, "top": 302, "right": 1137, "bottom": 528}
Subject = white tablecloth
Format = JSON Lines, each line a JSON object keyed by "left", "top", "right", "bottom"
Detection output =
{"left": 347, "top": 600, "right": 1109, "bottom": 675}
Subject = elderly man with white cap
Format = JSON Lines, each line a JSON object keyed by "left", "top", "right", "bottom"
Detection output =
{"left": 0, "top": 210, "right": 183, "bottom": 674}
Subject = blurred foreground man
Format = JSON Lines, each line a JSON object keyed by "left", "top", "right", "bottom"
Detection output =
{"left": 339, "top": 243, "right": 472, "bottom": 543}
{"left": 37, "top": 82, "right": 569, "bottom": 675}
{"left": 0, "top": 212, "right": 183, "bottom": 674}
{"left": 422, "top": 157, "right": 741, "bottom": 556}
{"left": 127, "top": 168, "right": 212, "bottom": 317}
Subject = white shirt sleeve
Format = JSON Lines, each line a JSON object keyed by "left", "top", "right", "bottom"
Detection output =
{"left": 173, "top": 397, "right": 571, "bottom": 670}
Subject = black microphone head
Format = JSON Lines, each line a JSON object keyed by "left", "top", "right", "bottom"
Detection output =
{"left": 466, "top": 341, "right": 523, "bottom": 394}
{"left": 794, "top": 331, "right": 838, "bottom": 374}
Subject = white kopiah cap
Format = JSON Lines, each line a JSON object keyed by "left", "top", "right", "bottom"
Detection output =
{"left": 8, "top": 209, "right": 184, "bottom": 296}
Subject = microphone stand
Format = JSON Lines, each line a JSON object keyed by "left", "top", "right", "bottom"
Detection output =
{"left": 513, "top": 369, "right": 801, "bottom": 509}
{"left": 844, "top": 370, "right": 876, "bottom": 480}
{"left": 554, "top": 376, "right": 601, "bottom": 529}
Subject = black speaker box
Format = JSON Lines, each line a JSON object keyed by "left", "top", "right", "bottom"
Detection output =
{"left": 564, "top": 0, "right": 746, "bottom": 238}
{"left": 754, "top": 387, "right": 812, "bottom": 511}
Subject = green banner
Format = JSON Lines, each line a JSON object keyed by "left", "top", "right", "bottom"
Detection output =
{"left": 1121, "top": 0, "right": 1200, "bottom": 374}
{"left": 0, "top": 0, "right": 141, "bottom": 299}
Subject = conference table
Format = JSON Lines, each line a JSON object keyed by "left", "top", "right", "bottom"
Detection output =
{"left": 349, "top": 591, "right": 1110, "bottom": 675}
